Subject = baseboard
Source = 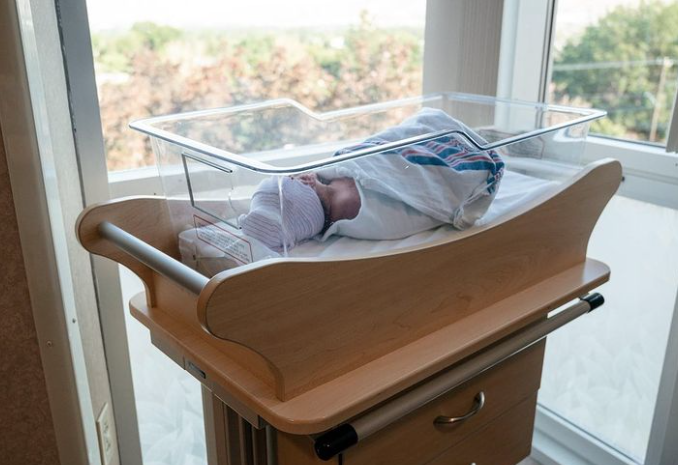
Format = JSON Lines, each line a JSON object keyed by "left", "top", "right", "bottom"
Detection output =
{"left": 532, "top": 405, "right": 638, "bottom": 465}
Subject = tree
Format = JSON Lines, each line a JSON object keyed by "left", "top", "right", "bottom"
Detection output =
{"left": 552, "top": 1, "right": 678, "bottom": 142}
{"left": 92, "top": 20, "right": 424, "bottom": 170}
{"left": 130, "top": 22, "right": 183, "bottom": 52}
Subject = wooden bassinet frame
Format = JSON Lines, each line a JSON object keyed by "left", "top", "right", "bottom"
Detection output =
{"left": 76, "top": 158, "right": 621, "bottom": 437}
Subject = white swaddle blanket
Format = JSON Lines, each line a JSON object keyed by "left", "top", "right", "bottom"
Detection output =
{"left": 319, "top": 108, "right": 505, "bottom": 240}
{"left": 238, "top": 108, "right": 505, "bottom": 250}
{"left": 178, "top": 170, "right": 559, "bottom": 275}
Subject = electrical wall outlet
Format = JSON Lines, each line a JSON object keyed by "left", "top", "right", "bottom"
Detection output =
{"left": 96, "top": 403, "right": 116, "bottom": 465}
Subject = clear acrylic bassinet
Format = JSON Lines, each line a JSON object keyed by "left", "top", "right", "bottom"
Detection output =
{"left": 130, "top": 92, "right": 604, "bottom": 274}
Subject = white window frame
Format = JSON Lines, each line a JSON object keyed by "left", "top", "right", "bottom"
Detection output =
{"left": 0, "top": 2, "right": 97, "bottom": 464}
{"left": 20, "top": 0, "right": 678, "bottom": 463}
{"left": 490, "top": 1, "right": 678, "bottom": 465}
{"left": 11, "top": 0, "right": 145, "bottom": 464}
{"left": 56, "top": 0, "right": 145, "bottom": 462}
{"left": 108, "top": 4, "right": 678, "bottom": 463}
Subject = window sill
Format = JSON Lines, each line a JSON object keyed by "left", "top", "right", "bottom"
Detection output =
{"left": 583, "top": 136, "right": 678, "bottom": 209}
{"left": 108, "top": 165, "right": 163, "bottom": 198}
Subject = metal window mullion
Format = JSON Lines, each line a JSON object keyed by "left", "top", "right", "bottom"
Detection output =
{"left": 645, "top": 285, "right": 678, "bottom": 465}
{"left": 539, "top": 0, "right": 558, "bottom": 103}
{"left": 495, "top": 0, "right": 555, "bottom": 102}
{"left": 0, "top": 2, "right": 92, "bottom": 464}
{"left": 665, "top": 89, "right": 678, "bottom": 153}
{"left": 54, "top": 0, "right": 144, "bottom": 463}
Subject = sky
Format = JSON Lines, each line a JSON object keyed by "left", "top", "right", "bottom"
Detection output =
{"left": 555, "top": 0, "right": 673, "bottom": 46}
{"left": 85, "top": 0, "right": 427, "bottom": 31}
{"left": 85, "top": 0, "right": 676, "bottom": 43}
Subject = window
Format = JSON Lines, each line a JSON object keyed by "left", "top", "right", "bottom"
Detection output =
{"left": 537, "top": 1, "right": 678, "bottom": 463}
{"left": 87, "top": 0, "right": 427, "bottom": 171}
{"left": 30, "top": 0, "right": 678, "bottom": 463}
{"left": 85, "top": 2, "right": 427, "bottom": 463}
{"left": 549, "top": 1, "right": 678, "bottom": 145}
{"left": 539, "top": 197, "right": 678, "bottom": 462}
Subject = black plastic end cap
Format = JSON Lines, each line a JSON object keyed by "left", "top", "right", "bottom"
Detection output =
{"left": 314, "top": 424, "right": 358, "bottom": 461}
{"left": 583, "top": 293, "right": 605, "bottom": 312}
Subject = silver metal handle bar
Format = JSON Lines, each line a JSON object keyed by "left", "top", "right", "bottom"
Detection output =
{"left": 434, "top": 391, "right": 485, "bottom": 426}
{"left": 314, "top": 293, "right": 605, "bottom": 461}
{"left": 99, "top": 221, "right": 209, "bottom": 295}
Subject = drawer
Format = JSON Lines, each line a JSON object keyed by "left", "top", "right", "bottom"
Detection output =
{"left": 342, "top": 341, "right": 545, "bottom": 465}
{"left": 426, "top": 393, "right": 537, "bottom": 465}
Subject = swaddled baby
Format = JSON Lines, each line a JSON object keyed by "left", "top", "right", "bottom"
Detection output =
{"left": 239, "top": 108, "right": 505, "bottom": 252}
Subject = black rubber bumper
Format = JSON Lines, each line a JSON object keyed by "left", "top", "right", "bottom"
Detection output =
{"left": 314, "top": 424, "right": 358, "bottom": 461}
{"left": 583, "top": 292, "right": 605, "bottom": 312}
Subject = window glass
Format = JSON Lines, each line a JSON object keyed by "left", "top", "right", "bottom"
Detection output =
{"left": 550, "top": 0, "right": 678, "bottom": 145}
{"left": 539, "top": 196, "right": 678, "bottom": 462}
{"left": 88, "top": 0, "right": 426, "bottom": 171}
{"left": 86, "top": 2, "right": 426, "bottom": 464}
{"left": 543, "top": 3, "right": 678, "bottom": 462}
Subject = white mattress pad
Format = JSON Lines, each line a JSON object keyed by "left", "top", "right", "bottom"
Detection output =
{"left": 178, "top": 170, "right": 559, "bottom": 275}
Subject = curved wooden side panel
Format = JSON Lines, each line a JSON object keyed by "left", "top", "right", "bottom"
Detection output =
{"left": 76, "top": 196, "right": 176, "bottom": 306}
{"left": 199, "top": 159, "right": 622, "bottom": 400}
{"left": 76, "top": 195, "right": 283, "bottom": 391}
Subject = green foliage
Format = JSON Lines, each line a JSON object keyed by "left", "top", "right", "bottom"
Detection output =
{"left": 92, "top": 22, "right": 183, "bottom": 73}
{"left": 552, "top": 1, "right": 678, "bottom": 142}
{"left": 590, "top": 117, "right": 629, "bottom": 138}
{"left": 130, "top": 22, "right": 183, "bottom": 51}
{"left": 91, "top": 19, "right": 424, "bottom": 170}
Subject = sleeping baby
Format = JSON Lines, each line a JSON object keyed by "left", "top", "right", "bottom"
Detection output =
{"left": 239, "top": 108, "right": 505, "bottom": 252}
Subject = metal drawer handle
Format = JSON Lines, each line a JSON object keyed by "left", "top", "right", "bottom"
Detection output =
{"left": 434, "top": 391, "right": 485, "bottom": 426}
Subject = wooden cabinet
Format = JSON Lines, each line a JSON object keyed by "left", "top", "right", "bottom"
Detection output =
{"left": 276, "top": 341, "right": 545, "bottom": 465}
{"left": 75, "top": 162, "right": 619, "bottom": 465}
{"left": 425, "top": 395, "right": 537, "bottom": 465}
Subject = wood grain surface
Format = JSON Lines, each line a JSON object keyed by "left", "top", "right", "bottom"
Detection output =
{"left": 76, "top": 159, "right": 621, "bottom": 430}
{"left": 129, "top": 257, "right": 608, "bottom": 434}
{"left": 198, "top": 159, "right": 621, "bottom": 399}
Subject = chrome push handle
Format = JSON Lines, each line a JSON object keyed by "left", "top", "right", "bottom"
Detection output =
{"left": 434, "top": 391, "right": 485, "bottom": 426}
{"left": 98, "top": 221, "right": 209, "bottom": 294}
{"left": 314, "top": 294, "right": 604, "bottom": 461}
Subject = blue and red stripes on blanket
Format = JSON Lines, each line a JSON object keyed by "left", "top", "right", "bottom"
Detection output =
{"left": 334, "top": 135, "right": 505, "bottom": 194}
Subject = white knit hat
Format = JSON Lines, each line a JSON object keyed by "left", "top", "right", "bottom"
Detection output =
{"left": 239, "top": 177, "right": 325, "bottom": 252}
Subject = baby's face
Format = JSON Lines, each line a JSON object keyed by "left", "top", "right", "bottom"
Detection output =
{"left": 297, "top": 173, "right": 361, "bottom": 224}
